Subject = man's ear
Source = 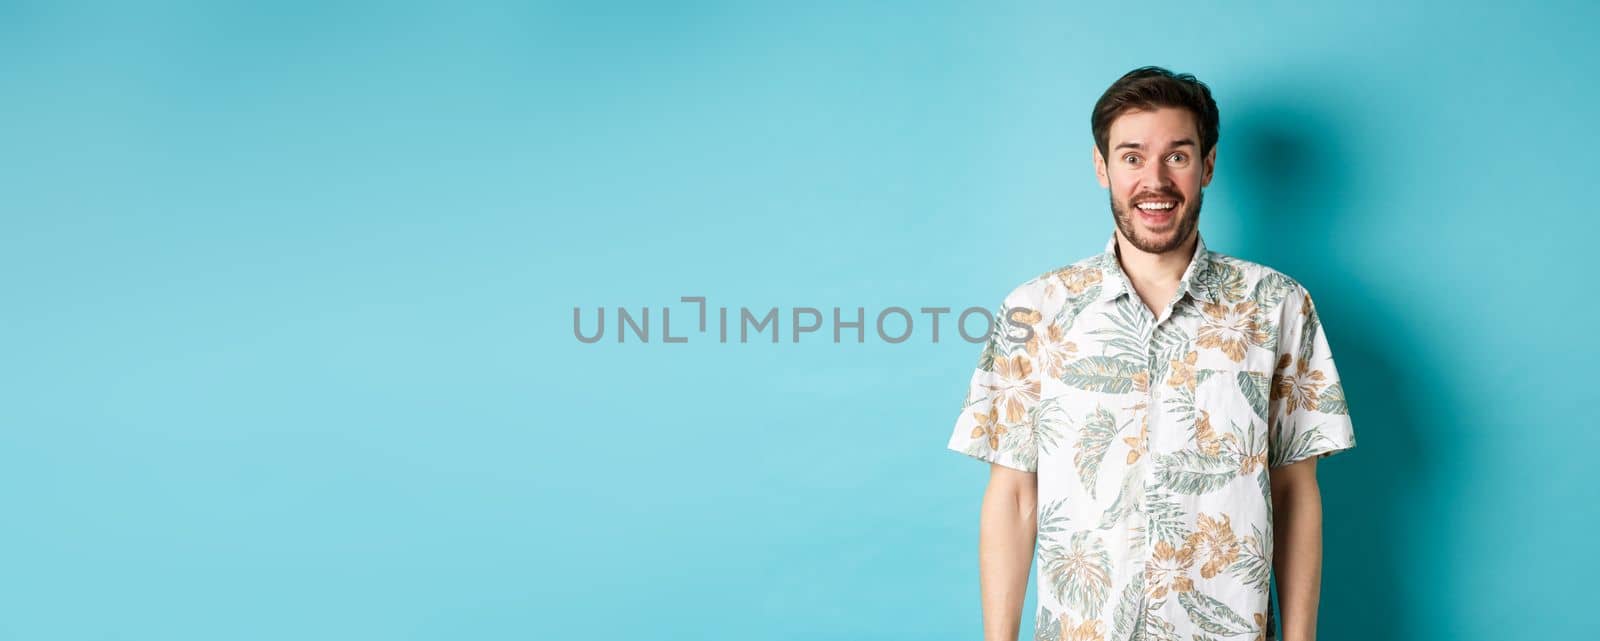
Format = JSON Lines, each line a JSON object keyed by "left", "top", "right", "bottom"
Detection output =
{"left": 1093, "top": 145, "right": 1110, "bottom": 188}
{"left": 1201, "top": 145, "right": 1217, "bottom": 187}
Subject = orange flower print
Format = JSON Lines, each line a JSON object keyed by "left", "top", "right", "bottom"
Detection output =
{"left": 1014, "top": 307, "right": 1043, "bottom": 327}
{"left": 1239, "top": 443, "right": 1267, "bottom": 476}
{"left": 1131, "top": 369, "right": 1150, "bottom": 394}
{"left": 969, "top": 406, "right": 1005, "bottom": 450}
{"left": 1167, "top": 350, "right": 1198, "bottom": 392}
{"left": 1252, "top": 612, "right": 1268, "bottom": 641}
{"left": 1124, "top": 413, "right": 1149, "bottom": 465}
{"left": 1027, "top": 323, "right": 1079, "bottom": 380}
{"left": 1185, "top": 513, "right": 1241, "bottom": 579}
{"left": 1196, "top": 301, "right": 1268, "bottom": 362}
{"left": 1193, "top": 409, "right": 1232, "bottom": 457}
{"left": 1056, "top": 264, "right": 1104, "bottom": 295}
{"left": 1146, "top": 539, "right": 1196, "bottom": 599}
{"left": 1055, "top": 612, "right": 1106, "bottom": 641}
{"left": 983, "top": 354, "right": 1041, "bottom": 424}
{"left": 1272, "top": 352, "right": 1326, "bottom": 415}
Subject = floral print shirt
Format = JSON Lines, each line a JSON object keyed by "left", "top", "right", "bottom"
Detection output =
{"left": 946, "top": 232, "right": 1356, "bottom": 641}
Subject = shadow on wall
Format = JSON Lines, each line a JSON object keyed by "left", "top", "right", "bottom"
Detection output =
{"left": 1225, "top": 93, "right": 1467, "bottom": 640}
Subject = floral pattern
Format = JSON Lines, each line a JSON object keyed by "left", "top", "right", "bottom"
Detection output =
{"left": 984, "top": 354, "right": 1041, "bottom": 424}
{"left": 1186, "top": 513, "right": 1241, "bottom": 580}
{"left": 1196, "top": 301, "right": 1269, "bottom": 362}
{"left": 947, "top": 233, "right": 1356, "bottom": 640}
{"left": 1144, "top": 539, "right": 1195, "bottom": 600}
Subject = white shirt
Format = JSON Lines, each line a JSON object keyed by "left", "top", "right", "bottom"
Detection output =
{"left": 946, "top": 232, "right": 1356, "bottom": 641}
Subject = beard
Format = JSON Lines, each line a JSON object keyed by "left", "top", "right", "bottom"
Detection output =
{"left": 1110, "top": 188, "right": 1203, "bottom": 254}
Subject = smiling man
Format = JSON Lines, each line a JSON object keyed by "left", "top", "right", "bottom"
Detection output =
{"left": 946, "top": 67, "right": 1356, "bottom": 641}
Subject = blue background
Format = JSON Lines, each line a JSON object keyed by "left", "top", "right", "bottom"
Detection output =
{"left": 3, "top": 1, "right": 1596, "bottom": 639}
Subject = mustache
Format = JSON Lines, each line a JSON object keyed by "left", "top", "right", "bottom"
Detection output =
{"left": 1129, "top": 191, "right": 1182, "bottom": 202}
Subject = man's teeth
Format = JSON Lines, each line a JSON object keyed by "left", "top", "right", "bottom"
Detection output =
{"left": 1137, "top": 201, "right": 1176, "bottom": 210}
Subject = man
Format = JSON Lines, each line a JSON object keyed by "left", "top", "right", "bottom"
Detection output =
{"left": 946, "top": 66, "right": 1356, "bottom": 641}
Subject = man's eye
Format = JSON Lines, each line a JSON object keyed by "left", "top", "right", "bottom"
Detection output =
{"left": 1168, "top": 153, "right": 1188, "bottom": 163}
{"left": 1123, "top": 154, "right": 1140, "bottom": 164}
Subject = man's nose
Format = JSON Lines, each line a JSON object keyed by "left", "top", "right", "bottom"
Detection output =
{"left": 1146, "top": 161, "right": 1176, "bottom": 190}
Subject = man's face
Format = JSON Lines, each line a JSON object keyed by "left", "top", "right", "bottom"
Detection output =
{"left": 1094, "top": 106, "right": 1216, "bottom": 255}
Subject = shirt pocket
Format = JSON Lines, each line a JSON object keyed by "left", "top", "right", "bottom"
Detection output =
{"left": 1190, "top": 351, "right": 1274, "bottom": 470}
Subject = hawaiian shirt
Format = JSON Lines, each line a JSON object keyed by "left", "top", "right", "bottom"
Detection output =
{"left": 946, "top": 232, "right": 1356, "bottom": 641}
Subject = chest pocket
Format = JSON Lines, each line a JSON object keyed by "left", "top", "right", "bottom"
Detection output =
{"left": 1190, "top": 350, "right": 1274, "bottom": 467}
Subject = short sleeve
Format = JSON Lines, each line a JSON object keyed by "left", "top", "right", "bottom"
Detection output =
{"left": 1267, "top": 285, "right": 1356, "bottom": 469}
{"left": 945, "top": 294, "right": 1042, "bottom": 473}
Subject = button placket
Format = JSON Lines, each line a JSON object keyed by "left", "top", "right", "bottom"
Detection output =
{"left": 1129, "top": 319, "right": 1160, "bottom": 641}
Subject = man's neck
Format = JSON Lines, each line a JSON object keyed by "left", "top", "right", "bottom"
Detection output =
{"left": 1114, "top": 230, "right": 1197, "bottom": 292}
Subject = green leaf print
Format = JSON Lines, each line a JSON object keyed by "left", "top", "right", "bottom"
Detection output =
{"left": 999, "top": 398, "right": 1063, "bottom": 472}
{"left": 1151, "top": 312, "right": 1195, "bottom": 355}
{"left": 1051, "top": 284, "right": 1103, "bottom": 333}
{"left": 1142, "top": 605, "right": 1181, "bottom": 641}
{"left": 1297, "top": 300, "right": 1321, "bottom": 363}
{"left": 1112, "top": 570, "right": 1146, "bottom": 638}
{"left": 1236, "top": 370, "right": 1270, "bottom": 423}
{"left": 1318, "top": 381, "right": 1349, "bottom": 415}
{"left": 976, "top": 304, "right": 1033, "bottom": 372}
{"left": 1198, "top": 258, "right": 1248, "bottom": 303}
{"left": 1038, "top": 498, "right": 1073, "bottom": 538}
{"left": 1250, "top": 271, "right": 1294, "bottom": 312}
{"left": 1028, "top": 397, "right": 1070, "bottom": 458}
{"left": 1090, "top": 300, "right": 1148, "bottom": 361}
{"left": 1270, "top": 421, "right": 1339, "bottom": 468}
{"left": 1177, "top": 590, "right": 1255, "bottom": 635}
{"left": 1230, "top": 524, "right": 1272, "bottom": 592}
{"left": 1164, "top": 382, "right": 1198, "bottom": 425}
{"left": 1041, "top": 531, "right": 1113, "bottom": 617}
{"left": 1156, "top": 450, "right": 1238, "bottom": 495}
{"left": 1144, "top": 491, "right": 1193, "bottom": 547}
{"left": 1075, "top": 406, "right": 1118, "bottom": 499}
{"left": 1258, "top": 466, "right": 1272, "bottom": 508}
{"left": 1220, "top": 416, "right": 1271, "bottom": 506}
{"left": 1060, "top": 356, "right": 1144, "bottom": 393}
{"left": 1098, "top": 465, "right": 1144, "bottom": 530}
{"left": 1034, "top": 606, "right": 1061, "bottom": 641}
{"left": 1262, "top": 319, "right": 1281, "bottom": 352}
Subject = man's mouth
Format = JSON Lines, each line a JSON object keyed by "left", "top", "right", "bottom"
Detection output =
{"left": 1134, "top": 198, "right": 1179, "bottom": 224}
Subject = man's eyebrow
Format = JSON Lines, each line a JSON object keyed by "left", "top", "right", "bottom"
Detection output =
{"left": 1112, "top": 138, "right": 1197, "bottom": 151}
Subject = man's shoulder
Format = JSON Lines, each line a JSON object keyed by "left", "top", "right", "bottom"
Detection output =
{"left": 1205, "top": 250, "right": 1313, "bottom": 311}
{"left": 993, "top": 251, "right": 1110, "bottom": 312}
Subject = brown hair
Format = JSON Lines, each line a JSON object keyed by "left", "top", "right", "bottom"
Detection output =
{"left": 1091, "top": 66, "right": 1220, "bottom": 161}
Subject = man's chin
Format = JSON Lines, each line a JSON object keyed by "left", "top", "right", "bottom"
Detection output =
{"left": 1128, "top": 228, "right": 1187, "bottom": 253}
{"left": 1137, "top": 224, "right": 1178, "bottom": 238}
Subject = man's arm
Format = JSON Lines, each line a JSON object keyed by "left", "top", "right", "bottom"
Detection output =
{"left": 1270, "top": 457, "right": 1323, "bottom": 641}
{"left": 978, "top": 463, "right": 1038, "bottom": 641}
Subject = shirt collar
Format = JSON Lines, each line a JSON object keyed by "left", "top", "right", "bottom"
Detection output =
{"left": 1095, "top": 232, "right": 1219, "bottom": 305}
